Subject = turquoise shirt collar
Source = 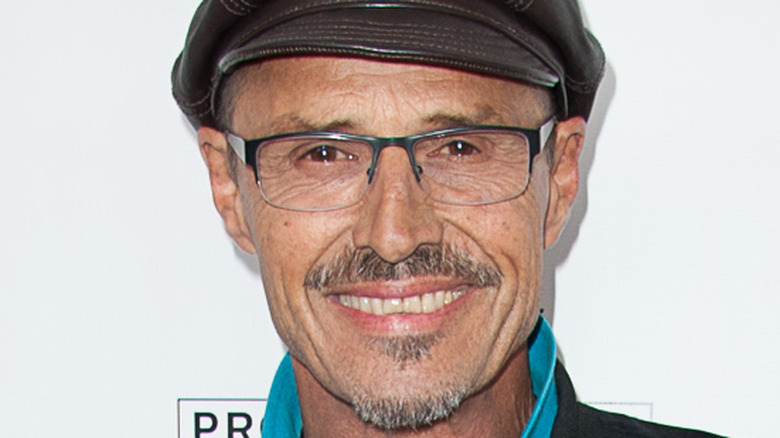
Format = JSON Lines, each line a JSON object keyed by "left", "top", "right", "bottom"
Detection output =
{"left": 262, "top": 316, "right": 557, "bottom": 438}
{"left": 522, "top": 316, "right": 558, "bottom": 438}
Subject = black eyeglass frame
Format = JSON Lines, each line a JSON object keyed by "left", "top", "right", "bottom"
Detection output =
{"left": 226, "top": 119, "right": 556, "bottom": 187}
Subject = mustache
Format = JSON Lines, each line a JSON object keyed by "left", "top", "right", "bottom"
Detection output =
{"left": 303, "top": 244, "right": 502, "bottom": 291}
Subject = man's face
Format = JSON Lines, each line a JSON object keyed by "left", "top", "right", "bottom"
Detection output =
{"left": 226, "top": 57, "right": 557, "bottom": 426}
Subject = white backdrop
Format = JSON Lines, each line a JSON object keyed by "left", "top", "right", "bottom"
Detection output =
{"left": 1, "top": 1, "right": 777, "bottom": 437}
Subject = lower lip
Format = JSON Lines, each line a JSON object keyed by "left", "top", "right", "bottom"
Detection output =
{"left": 329, "top": 290, "right": 475, "bottom": 334}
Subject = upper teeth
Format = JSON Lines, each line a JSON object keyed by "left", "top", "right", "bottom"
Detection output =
{"left": 337, "top": 290, "right": 465, "bottom": 315}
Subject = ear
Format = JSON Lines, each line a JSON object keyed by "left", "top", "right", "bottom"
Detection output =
{"left": 544, "top": 117, "right": 586, "bottom": 248}
{"left": 198, "top": 126, "right": 257, "bottom": 254}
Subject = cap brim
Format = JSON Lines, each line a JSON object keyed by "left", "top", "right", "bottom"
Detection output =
{"left": 218, "top": 7, "right": 559, "bottom": 88}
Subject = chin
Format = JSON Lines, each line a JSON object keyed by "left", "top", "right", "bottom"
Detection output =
{"left": 348, "top": 371, "right": 471, "bottom": 430}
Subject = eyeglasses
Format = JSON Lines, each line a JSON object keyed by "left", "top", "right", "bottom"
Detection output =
{"left": 226, "top": 119, "right": 555, "bottom": 211}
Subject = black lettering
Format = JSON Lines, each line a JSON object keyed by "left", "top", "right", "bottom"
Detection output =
{"left": 228, "top": 412, "right": 252, "bottom": 438}
{"left": 195, "top": 412, "right": 218, "bottom": 437}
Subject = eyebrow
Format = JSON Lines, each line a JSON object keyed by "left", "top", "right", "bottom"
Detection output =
{"left": 424, "top": 105, "right": 503, "bottom": 128}
{"left": 269, "top": 115, "right": 357, "bottom": 133}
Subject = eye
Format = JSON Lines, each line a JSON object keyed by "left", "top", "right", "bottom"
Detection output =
{"left": 435, "top": 140, "right": 480, "bottom": 157}
{"left": 301, "top": 144, "right": 355, "bottom": 162}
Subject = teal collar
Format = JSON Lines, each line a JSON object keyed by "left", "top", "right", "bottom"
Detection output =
{"left": 262, "top": 316, "right": 557, "bottom": 437}
{"left": 522, "top": 316, "right": 558, "bottom": 438}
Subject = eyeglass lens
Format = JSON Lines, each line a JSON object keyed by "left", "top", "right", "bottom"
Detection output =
{"left": 256, "top": 130, "right": 532, "bottom": 211}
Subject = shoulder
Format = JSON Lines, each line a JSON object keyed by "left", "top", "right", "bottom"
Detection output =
{"left": 551, "top": 361, "right": 723, "bottom": 438}
{"left": 570, "top": 402, "right": 722, "bottom": 438}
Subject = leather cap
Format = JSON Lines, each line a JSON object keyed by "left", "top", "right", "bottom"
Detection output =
{"left": 172, "top": 0, "right": 605, "bottom": 128}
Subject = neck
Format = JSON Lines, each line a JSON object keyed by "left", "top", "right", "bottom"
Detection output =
{"left": 293, "top": 347, "right": 534, "bottom": 438}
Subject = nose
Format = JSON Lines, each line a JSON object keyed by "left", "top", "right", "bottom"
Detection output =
{"left": 352, "top": 147, "right": 443, "bottom": 263}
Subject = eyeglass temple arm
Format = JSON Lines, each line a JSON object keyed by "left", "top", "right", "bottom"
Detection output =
{"left": 225, "top": 132, "right": 247, "bottom": 162}
{"left": 538, "top": 118, "right": 556, "bottom": 153}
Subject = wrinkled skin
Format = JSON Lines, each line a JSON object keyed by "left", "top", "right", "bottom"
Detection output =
{"left": 198, "top": 57, "right": 585, "bottom": 437}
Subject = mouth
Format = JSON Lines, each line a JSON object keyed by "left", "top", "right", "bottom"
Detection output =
{"left": 336, "top": 290, "right": 466, "bottom": 316}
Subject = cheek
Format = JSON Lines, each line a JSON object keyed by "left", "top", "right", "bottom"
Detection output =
{"left": 256, "top": 211, "right": 354, "bottom": 269}
{"left": 454, "top": 195, "right": 545, "bottom": 260}
{"left": 493, "top": 202, "right": 545, "bottom": 348}
{"left": 441, "top": 198, "right": 545, "bottom": 311}
{"left": 256, "top": 212, "right": 321, "bottom": 289}
{"left": 252, "top": 208, "right": 355, "bottom": 343}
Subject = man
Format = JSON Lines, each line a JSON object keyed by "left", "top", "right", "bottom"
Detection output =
{"left": 172, "top": 1, "right": 720, "bottom": 436}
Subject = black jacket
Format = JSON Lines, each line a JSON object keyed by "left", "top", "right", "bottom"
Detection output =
{"left": 551, "top": 361, "right": 723, "bottom": 437}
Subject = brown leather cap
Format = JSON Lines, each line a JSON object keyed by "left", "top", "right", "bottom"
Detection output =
{"left": 172, "top": 0, "right": 604, "bottom": 128}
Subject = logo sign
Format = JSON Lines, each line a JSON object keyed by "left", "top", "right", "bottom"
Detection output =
{"left": 178, "top": 399, "right": 267, "bottom": 438}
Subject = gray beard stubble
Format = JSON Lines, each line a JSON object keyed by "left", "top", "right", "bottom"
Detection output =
{"left": 303, "top": 244, "right": 503, "bottom": 430}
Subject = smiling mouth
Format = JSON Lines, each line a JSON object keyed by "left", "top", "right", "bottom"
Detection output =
{"left": 336, "top": 290, "right": 466, "bottom": 316}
